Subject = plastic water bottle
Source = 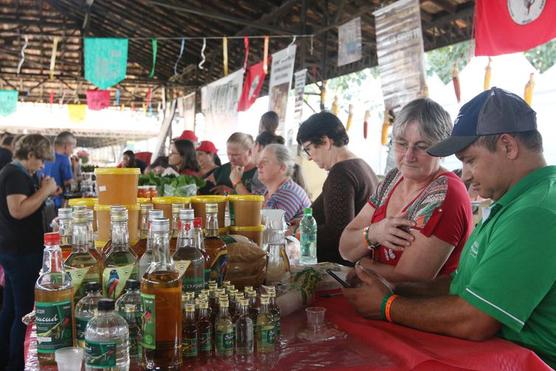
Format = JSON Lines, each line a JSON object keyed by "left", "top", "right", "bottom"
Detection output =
{"left": 85, "top": 298, "right": 130, "bottom": 371}
{"left": 75, "top": 282, "right": 103, "bottom": 348}
{"left": 299, "top": 207, "right": 317, "bottom": 265}
{"left": 115, "top": 279, "right": 143, "bottom": 363}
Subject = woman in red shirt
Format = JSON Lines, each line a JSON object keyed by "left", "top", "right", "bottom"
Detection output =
{"left": 168, "top": 139, "right": 201, "bottom": 176}
{"left": 339, "top": 98, "right": 473, "bottom": 281}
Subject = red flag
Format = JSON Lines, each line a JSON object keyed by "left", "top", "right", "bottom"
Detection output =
{"left": 238, "top": 61, "right": 266, "bottom": 111}
{"left": 86, "top": 89, "right": 111, "bottom": 110}
{"left": 475, "top": 0, "right": 556, "bottom": 56}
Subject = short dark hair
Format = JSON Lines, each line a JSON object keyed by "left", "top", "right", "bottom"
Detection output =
{"left": 54, "top": 131, "right": 76, "bottom": 146}
{"left": 255, "top": 131, "right": 285, "bottom": 147}
{"left": 173, "top": 139, "right": 200, "bottom": 172}
{"left": 1, "top": 134, "right": 14, "bottom": 146}
{"left": 297, "top": 111, "right": 349, "bottom": 147}
{"left": 474, "top": 130, "right": 543, "bottom": 153}
{"left": 150, "top": 156, "right": 169, "bottom": 168}
{"left": 260, "top": 111, "right": 279, "bottom": 134}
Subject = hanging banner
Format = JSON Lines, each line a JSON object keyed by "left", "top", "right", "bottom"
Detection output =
{"left": 293, "top": 69, "right": 307, "bottom": 122}
{"left": 201, "top": 68, "right": 244, "bottom": 127}
{"left": 67, "top": 104, "right": 87, "bottom": 122}
{"left": 84, "top": 38, "right": 128, "bottom": 89}
{"left": 268, "top": 45, "right": 297, "bottom": 133}
{"left": 86, "top": 90, "right": 111, "bottom": 111}
{"left": 0, "top": 90, "right": 18, "bottom": 116}
{"left": 338, "top": 17, "right": 362, "bottom": 66}
{"left": 374, "top": 0, "right": 426, "bottom": 113}
{"left": 238, "top": 61, "right": 266, "bottom": 112}
{"left": 475, "top": 0, "right": 556, "bottom": 56}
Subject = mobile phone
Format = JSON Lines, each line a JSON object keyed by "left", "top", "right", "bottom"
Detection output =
{"left": 326, "top": 269, "right": 351, "bottom": 288}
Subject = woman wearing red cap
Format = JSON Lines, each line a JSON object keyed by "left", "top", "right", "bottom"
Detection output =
{"left": 196, "top": 141, "right": 221, "bottom": 195}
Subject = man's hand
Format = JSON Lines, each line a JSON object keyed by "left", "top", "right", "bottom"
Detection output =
{"left": 230, "top": 165, "right": 244, "bottom": 185}
{"left": 342, "top": 264, "right": 393, "bottom": 318}
{"left": 211, "top": 185, "right": 234, "bottom": 195}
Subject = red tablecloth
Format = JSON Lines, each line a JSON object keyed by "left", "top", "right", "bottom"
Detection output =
{"left": 24, "top": 294, "right": 552, "bottom": 370}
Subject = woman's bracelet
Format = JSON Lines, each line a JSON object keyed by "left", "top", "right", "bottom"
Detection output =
{"left": 363, "top": 226, "right": 380, "bottom": 250}
{"left": 384, "top": 294, "right": 399, "bottom": 322}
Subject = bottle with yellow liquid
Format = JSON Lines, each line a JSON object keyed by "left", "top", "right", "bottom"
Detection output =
{"left": 141, "top": 218, "right": 182, "bottom": 370}
{"left": 173, "top": 209, "right": 205, "bottom": 293}
{"left": 35, "top": 232, "right": 74, "bottom": 366}
{"left": 203, "top": 203, "right": 228, "bottom": 285}
{"left": 132, "top": 202, "right": 153, "bottom": 258}
{"left": 64, "top": 209, "right": 101, "bottom": 305}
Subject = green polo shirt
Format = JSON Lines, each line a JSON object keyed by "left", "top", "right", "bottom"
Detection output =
{"left": 450, "top": 166, "right": 556, "bottom": 368}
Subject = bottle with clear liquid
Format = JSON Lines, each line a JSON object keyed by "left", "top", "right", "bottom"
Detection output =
{"left": 141, "top": 218, "right": 182, "bottom": 370}
{"left": 215, "top": 299, "right": 234, "bottom": 357}
{"left": 85, "top": 298, "right": 130, "bottom": 371}
{"left": 235, "top": 298, "right": 254, "bottom": 356}
{"left": 85, "top": 208, "right": 103, "bottom": 263}
{"left": 103, "top": 207, "right": 138, "bottom": 300}
{"left": 193, "top": 217, "right": 210, "bottom": 285}
{"left": 138, "top": 209, "right": 165, "bottom": 279}
{"left": 266, "top": 228, "right": 291, "bottom": 285}
{"left": 56, "top": 208, "right": 73, "bottom": 260}
{"left": 132, "top": 203, "right": 153, "bottom": 258}
{"left": 173, "top": 209, "right": 205, "bottom": 293}
{"left": 75, "top": 282, "right": 103, "bottom": 348}
{"left": 115, "top": 279, "right": 143, "bottom": 364}
{"left": 256, "top": 295, "right": 275, "bottom": 353}
{"left": 203, "top": 203, "right": 228, "bottom": 285}
{"left": 65, "top": 210, "right": 102, "bottom": 305}
{"left": 197, "top": 301, "right": 212, "bottom": 357}
{"left": 35, "top": 232, "right": 74, "bottom": 366}
{"left": 299, "top": 207, "right": 317, "bottom": 265}
{"left": 182, "top": 303, "right": 198, "bottom": 359}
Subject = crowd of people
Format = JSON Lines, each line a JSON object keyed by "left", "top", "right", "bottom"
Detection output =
{"left": 0, "top": 87, "right": 554, "bottom": 368}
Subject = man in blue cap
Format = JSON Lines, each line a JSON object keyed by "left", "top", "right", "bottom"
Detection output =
{"left": 343, "top": 87, "right": 556, "bottom": 368}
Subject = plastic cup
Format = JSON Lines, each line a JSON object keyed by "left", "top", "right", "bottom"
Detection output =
{"left": 55, "top": 347, "right": 84, "bottom": 371}
{"left": 306, "top": 306, "right": 326, "bottom": 331}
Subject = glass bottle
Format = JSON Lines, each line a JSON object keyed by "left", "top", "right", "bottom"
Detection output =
{"left": 299, "top": 207, "right": 317, "bottom": 264}
{"left": 268, "top": 287, "right": 281, "bottom": 339}
{"left": 256, "top": 295, "right": 275, "bottom": 353}
{"left": 173, "top": 209, "right": 205, "bottom": 293}
{"left": 57, "top": 207, "right": 73, "bottom": 260}
{"left": 215, "top": 299, "right": 234, "bottom": 357}
{"left": 141, "top": 218, "right": 182, "bottom": 370}
{"left": 235, "top": 298, "right": 254, "bottom": 356}
{"left": 85, "top": 298, "right": 130, "bottom": 371}
{"left": 102, "top": 207, "right": 138, "bottom": 300}
{"left": 203, "top": 203, "right": 228, "bottom": 285}
{"left": 193, "top": 217, "right": 210, "bottom": 285}
{"left": 247, "top": 290, "right": 259, "bottom": 331}
{"left": 75, "top": 281, "right": 103, "bottom": 348}
{"left": 170, "top": 203, "right": 185, "bottom": 254}
{"left": 138, "top": 209, "right": 165, "bottom": 279}
{"left": 197, "top": 301, "right": 212, "bottom": 357}
{"left": 85, "top": 208, "right": 103, "bottom": 263}
{"left": 182, "top": 303, "right": 198, "bottom": 359}
{"left": 115, "top": 279, "right": 143, "bottom": 364}
{"left": 265, "top": 228, "right": 291, "bottom": 285}
{"left": 65, "top": 210, "right": 101, "bottom": 305}
{"left": 35, "top": 232, "right": 74, "bottom": 366}
{"left": 133, "top": 203, "right": 153, "bottom": 257}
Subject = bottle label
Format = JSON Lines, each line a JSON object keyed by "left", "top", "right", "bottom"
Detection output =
{"left": 75, "top": 316, "right": 90, "bottom": 347}
{"left": 141, "top": 293, "right": 156, "bottom": 350}
{"left": 35, "top": 300, "right": 73, "bottom": 353}
{"left": 199, "top": 328, "right": 212, "bottom": 352}
{"left": 183, "top": 274, "right": 204, "bottom": 293}
{"left": 85, "top": 340, "right": 117, "bottom": 368}
{"left": 174, "top": 260, "right": 191, "bottom": 278}
{"left": 67, "top": 266, "right": 98, "bottom": 303}
{"left": 216, "top": 329, "right": 234, "bottom": 355}
{"left": 102, "top": 263, "right": 136, "bottom": 299}
{"left": 121, "top": 306, "right": 142, "bottom": 358}
{"left": 183, "top": 336, "right": 198, "bottom": 357}
{"left": 259, "top": 325, "right": 275, "bottom": 347}
{"left": 209, "top": 250, "right": 228, "bottom": 285}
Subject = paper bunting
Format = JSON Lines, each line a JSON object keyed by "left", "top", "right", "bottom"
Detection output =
{"left": 67, "top": 104, "right": 87, "bottom": 122}
{"left": 146, "top": 88, "right": 152, "bottom": 110}
{"left": 263, "top": 36, "right": 269, "bottom": 74}
{"left": 84, "top": 38, "right": 128, "bottom": 89}
{"left": 149, "top": 38, "right": 158, "bottom": 78}
{"left": 0, "top": 90, "right": 18, "bottom": 116}
{"left": 223, "top": 37, "right": 228, "bottom": 76}
{"left": 49, "top": 37, "right": 60, "bottom": 79}
{"left": 49, "top": 90, "right": 55, "bottom": 105}
{"left": 199, "top": 38, "right": 206, "bottom": 70}
{"left": 238, "top": 61, "right": 266, "bottom": 111}
{"left": 86, "top": 89, "right": 111, "bottom": 110}
{"left": 174, "top": 38, "right": 185, "bottom": 75}
{"left": 17, "top": 35, "right": 29, "bottom": 75}
{"left": 243, "top": 36, "right": 249, "bottom": 69}
{"left": 115, "top": 89, "right": 121, "bottom": 105}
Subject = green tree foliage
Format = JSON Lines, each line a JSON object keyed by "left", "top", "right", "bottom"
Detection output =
{"left": 425, "top": 41, "right": 471, "bottom": 84}
{"left": 525, "top": 39, "right": 556, "bottom": 73}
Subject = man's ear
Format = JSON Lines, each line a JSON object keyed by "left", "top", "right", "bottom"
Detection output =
{"left": 498, "top": 134, "right": 518, "bottom": 160}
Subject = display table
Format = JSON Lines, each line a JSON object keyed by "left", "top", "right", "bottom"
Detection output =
{"left": 24, "top": 294, "right": 551, "bottom": 370}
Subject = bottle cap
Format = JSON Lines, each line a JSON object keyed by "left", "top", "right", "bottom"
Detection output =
{"left": 239, "top": 298, "right": 249, "bottom": 306}
{"left": 148, "top": 209, "right": 164, "bottom": 222}
{"left": 199, "top": 301, "right": 208, "bottom": 310}
{"left": 72, "top": 209, "right": 89, "bottom": 223}
{"left": 85, "top": 209, "right": 94, "bottom": 222}
{"left": 84, "top": 281, "right": 101, "bottom": 293}
{"left": 303, "top": 207, "right": 313, "bottom": 216}
{"left": 44, "top": 232, "right": 61, "bottom": 246}
{"left": 58, "top": 208, "right": 73, "bottom": 219}
{"left": 179, "top": 208, "right": 195, "bottom": 221}
{"left": 140, "top": 203, "right": 154, "bottom": 212}
{"left": 219, "top": 300, "right": 229, "bottom": 308}
{"left": 110, "top": 206, "right": 128, "bottom": 222}
{"left": 193, "top": 217, "right": 203, "bottom": 228}
{"left": 222, "top": 280, "right": 231, "bottom": 288}
{"left": 185, "top": 303, "right": 195, "bottom": 312}
{"left": 151, "top": 218, "right": 170, "bottom": 232}
{"left": 172, "top": 203, "right": 185, "bottom": 213}
{"left": 124, "top": 279, "right": 140, "bottom": 291}
{"left": 260, "top": 296, "right": 270, "bottom": 305}
{"left": 98, "top": 298, "right": 115, "bottom": 311}
{"left": 205, "top": 203, "right": 218, "bottom": 214}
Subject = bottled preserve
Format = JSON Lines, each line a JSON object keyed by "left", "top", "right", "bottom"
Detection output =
{"left": 64, "top": 210, "right": 101, "bottom": 305}
{"left": 235, "top": 298, "right": 254, "bottom": 356}
{"left": 197, "top": 301, "right": 212, "bottom": 357}
{"left": 75, "top": 282, "right": 103, "bottom": 348}
{"left": 35, "top": 232, "right": 74, "bottom": 366}
{"left": 203, "top": 203, "right": 228, "bottom": 285}
{"left": 215, "top": 299, "right": 234, "bottom": 357}
{"left": 182, "top": 303, "right": 198, "bottom": 358}
{"left": 102, "top": 207, "right": 138, "bottom": 300}
{"left": 256, "top": 295, "right": 275, "bottom": 353}
{"left": 173, "top": 209, "right": 205, "bottom": 293}
{"left": 115, "top": 279, "right": 143, "bottom": 364}
{"left": 138, "top": 209, "right": 165, "bottom": 279}
{"left": 85, "top": 298, "right": 130, "bottom": 371}
{"left": 141, "top": 218, "right": 182, "bottom": 370}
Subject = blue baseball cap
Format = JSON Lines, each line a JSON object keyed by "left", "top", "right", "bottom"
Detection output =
{"left": 427, "top": 87, "right": 537, "bottom": 157}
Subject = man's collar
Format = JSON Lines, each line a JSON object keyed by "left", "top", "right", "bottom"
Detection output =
{"left": 493, "top": 166, "right": 556, "bottom": 209}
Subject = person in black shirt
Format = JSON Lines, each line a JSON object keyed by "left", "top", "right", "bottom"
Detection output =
{"left": 0, "top": 134, "right": 58, "bottom": 370}
{"left": 0, "top": 133, "right": 14, "bottom": 170}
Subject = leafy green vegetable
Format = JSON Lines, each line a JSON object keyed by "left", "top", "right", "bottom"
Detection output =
{"left": 138, "top": 174, "right": 205, "bottom": 196}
